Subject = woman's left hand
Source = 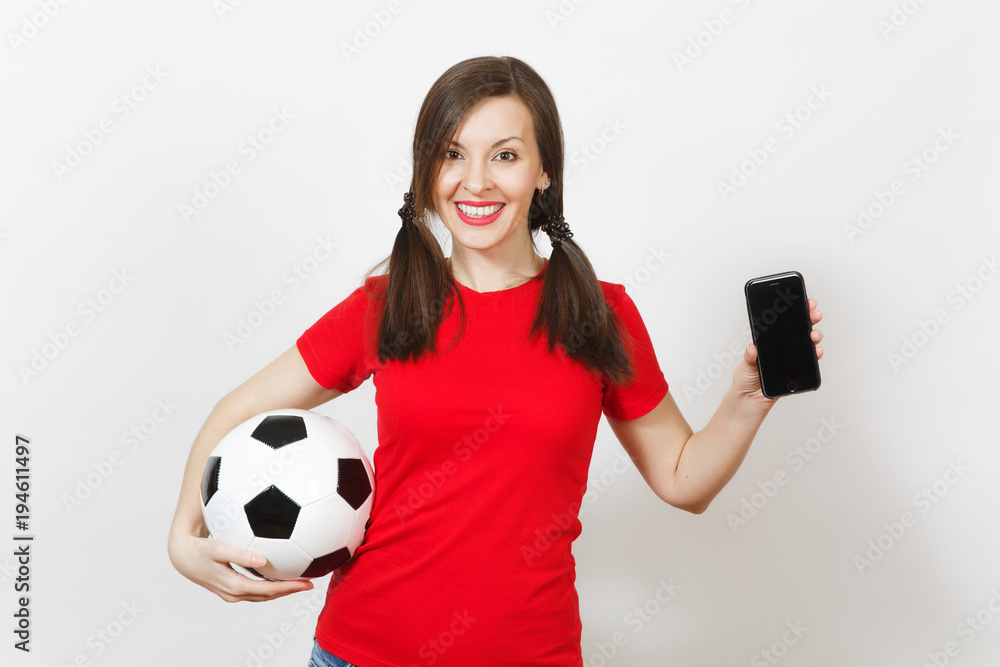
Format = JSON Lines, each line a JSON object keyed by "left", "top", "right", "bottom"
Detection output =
{"left": 734, "top": 298, "right": 824, "bottom": 406}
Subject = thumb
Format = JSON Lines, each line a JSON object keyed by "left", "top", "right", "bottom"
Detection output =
{"left": 733, "top": 342, "right": 765, "bottom": 396}
{"left": 209, "top": 539, "right": 266, "bottom": 569}
{"left": 234, "top": 548, "right": 267, "bottom": 569}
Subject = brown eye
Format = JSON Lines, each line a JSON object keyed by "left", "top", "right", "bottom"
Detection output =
{"left": 496, "top": 151, "right": 517, "bottom": 161}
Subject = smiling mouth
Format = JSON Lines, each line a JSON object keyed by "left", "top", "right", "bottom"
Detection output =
{"left": 456, "top": 202, "right": 504, "bottom": 218}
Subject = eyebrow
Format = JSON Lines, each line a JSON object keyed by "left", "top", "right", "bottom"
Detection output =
{"left": 448, "top": 136, "right": 524, "bottom": 150}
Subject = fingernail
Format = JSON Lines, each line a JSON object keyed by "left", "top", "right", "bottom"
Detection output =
{"left": 250, "top": 554, "right": 265, "bottom": 566}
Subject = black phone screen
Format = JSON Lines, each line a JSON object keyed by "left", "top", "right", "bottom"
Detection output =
{"left": 745, "top": 272, "right": 821, "bottom": 398}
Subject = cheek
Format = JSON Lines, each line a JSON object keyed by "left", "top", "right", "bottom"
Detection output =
{"left": 510, "top": 183, "right": 537, "bottom": 208}
{"left": 435, "top": 171, "right": 461, "bottom": 198}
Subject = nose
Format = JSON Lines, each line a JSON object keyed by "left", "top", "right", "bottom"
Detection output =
{"left": 461, "top": 158, "right": 492, "bottom": 195}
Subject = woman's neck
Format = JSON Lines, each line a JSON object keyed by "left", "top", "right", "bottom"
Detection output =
{"left": 448, "top": 253, "right": 546, "bottom": 292}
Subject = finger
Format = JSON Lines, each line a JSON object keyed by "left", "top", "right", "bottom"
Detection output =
{"left": 232, "top": 548, "right": 267, "bottom": 571}
{"left": 810, "top": 307, "right": 823, "bottom": 324}
{"left": 225, "top": 577, "right": 314, "bottom": 602}
{"left": 206, "top": 540, "right": 267, "bottom": 570}
{"left": 816, "top": 345, "right": 824, "bottom": 360}
{"left": 218, "top": 567, "right": 314, "bottom": 602}
{"left": 219, "top": 585, "right": 308, "bottom": 603}
{"left": 811, "top": 329, "right": 823, "bottom": 344}
{"left": 205, "top": 541, "right": 313, "bottom": 599}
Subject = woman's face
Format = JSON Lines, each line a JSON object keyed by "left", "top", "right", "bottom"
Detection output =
{"left": 433, "top": 95, "right": 549, "bottom": 256}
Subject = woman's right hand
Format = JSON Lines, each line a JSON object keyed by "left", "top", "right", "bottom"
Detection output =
{"left": 168, "top": 531, "right": 313, "bottom": 603}
{"left": 167, "top": 345, "right": 340, "bottom": 602}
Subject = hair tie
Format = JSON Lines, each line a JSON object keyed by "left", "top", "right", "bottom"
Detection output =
{"left": 541, "top": 214, "right": 573, "bottom": 247}
{"left": 398, "top": 191, "right": 416, "bottom": 227}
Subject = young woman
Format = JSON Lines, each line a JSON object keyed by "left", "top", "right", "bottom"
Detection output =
{"left": 168, "top": 56, "right": 824, "bottom": 667}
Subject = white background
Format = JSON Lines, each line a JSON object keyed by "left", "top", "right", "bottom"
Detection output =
{"left": 2, "top": 1, "right": 999, "bottom": 665}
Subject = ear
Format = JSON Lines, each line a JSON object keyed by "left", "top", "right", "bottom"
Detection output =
{"left": 537, "top": 170, "right": 551, "bottom": 191}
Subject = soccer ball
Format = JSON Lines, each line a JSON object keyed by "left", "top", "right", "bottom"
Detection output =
{"left": 200, "top": 409, "right": 375, "bottom": 581}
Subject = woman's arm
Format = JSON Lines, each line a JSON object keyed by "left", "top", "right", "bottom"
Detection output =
{"left": 607, "top": 300, "right": 824, "bottom": 514}
{"left": 167, "top": 344, "right": 343, "bottom": 602}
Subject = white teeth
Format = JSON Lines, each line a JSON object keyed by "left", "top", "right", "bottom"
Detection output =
{"left": 457, "top": 203, "right": 503, "bottom": 217}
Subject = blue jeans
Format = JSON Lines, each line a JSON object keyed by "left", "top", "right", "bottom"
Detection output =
{"left": 308, "top": 638, "right": 359, "bottom": 667}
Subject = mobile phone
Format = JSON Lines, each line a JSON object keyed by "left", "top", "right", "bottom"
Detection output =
{"left": 744, "top": 271, "right": 821, "bottom": 399}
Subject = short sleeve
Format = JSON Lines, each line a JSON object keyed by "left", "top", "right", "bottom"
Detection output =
{"left": 601, "top": 283, "right": 669, "bottom": 421}
{"left": 296, "top": 279, "right": 380, "bottom": 393}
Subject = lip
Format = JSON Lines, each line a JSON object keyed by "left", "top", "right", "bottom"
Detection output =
{"left": 454, "top": 202, "right": 505, "bottom": 226}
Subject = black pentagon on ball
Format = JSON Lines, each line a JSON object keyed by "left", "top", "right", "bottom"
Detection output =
{"left": 201, "top": 456, "right": 222, "bottom": 505}
{"left": 244, "top": 485, "right": 301, "bottom": 539}
{"left": 338, "top": 458, "right": 372, "bottom": 510}
{"left": 302, "top": 547, "right": 353, "bottom": 578}
{"left": 251, "top": 415, "right": 308, "bottom": 450}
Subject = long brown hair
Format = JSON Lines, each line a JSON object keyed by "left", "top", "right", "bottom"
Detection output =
{"left": 361, "top": 56, "right": 636, "bottom": 387}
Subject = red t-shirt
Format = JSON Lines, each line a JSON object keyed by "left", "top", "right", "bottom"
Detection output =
{"left": 296, "top": 259, "right": 668, "bottom": 666}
